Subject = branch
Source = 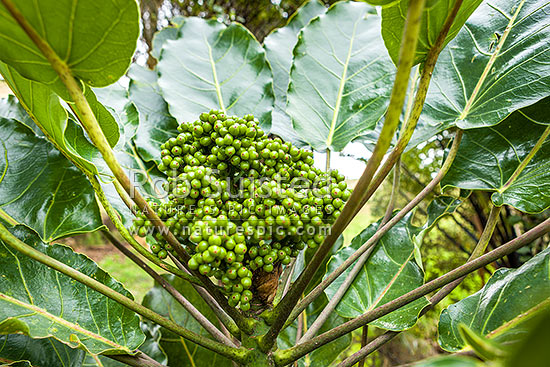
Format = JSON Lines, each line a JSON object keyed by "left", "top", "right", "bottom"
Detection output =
{"left": 102, "top": 231, "right": 237, "bottom": 348}
{"left": 357, "top": 0, "right": 466, "bottom": 213}
{"left": 260, "top": 0, "right": 427, "bottom": 349}
{"left": 281, "top": 0, "right": 468, "bottom": 328}
{"left": 0, "top": 223, "right": 247, "bottom": 362}
{"left": 335, "top": 204, "right": 503, "bottom": 367}
{"left": 275, "top": 216, "right": 550, "bottom": 365}
{"left": 286, "top": 130, "right": 463, "bottom": 327}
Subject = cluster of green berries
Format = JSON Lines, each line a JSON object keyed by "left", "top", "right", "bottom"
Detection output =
{"left": 132, "top": 110, "right": 351, "bottom": 310}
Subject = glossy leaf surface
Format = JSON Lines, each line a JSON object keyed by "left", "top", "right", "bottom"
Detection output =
{"left": 287, "top": 1, "right": 395, "bottom": 151}
{"left": 0, "top": 63, "right": 103, "bottom": 175}
{"left": 325, "top": 212, "right": 429, "bottom": 330}
{"left": 0, "top": 118, "right": 103, "bottom": 241}
{"left": 264, "top": 0, "right": 326, "bottom": 145}
{"left": 438, "top": 247, "right": 550, "bottom": 351}
{"left": 128, "top": 65, "right": 178, "bottom": 164}
{"left": 381, "top": 0, "right": 482, "bottom": 65}
{"left": 0, "top": 0, "right": 139, "bottom": 96}
{"left": 0, "top": 226, "right": 145, "bottom": 355}
{"left": 157, "top": 17, "right": 274, "bottom": 129}
{"left": 442, "top": 99, "right": 550, "bottom": 213}
{"left": 412, "top": 0, "right": 550, "bottom": 144}
{"left": 0, "top": 334, "right": 85, "bottom": 367}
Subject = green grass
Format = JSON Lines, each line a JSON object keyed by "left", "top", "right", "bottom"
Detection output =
{"left": 98, "top": 253, "right": 159, "bottom": 303}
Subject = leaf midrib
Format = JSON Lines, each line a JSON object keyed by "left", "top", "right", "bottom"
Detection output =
{"left": 459, "top": 0, "right": 526, "bottom": 120}
{"left": 325, "top": 15, "right": 361, "bottom": 148}
{"left": 0, "top": 293, "right": 125, "bottom": 351}
{"left": 204, "top": 35, "right": 225, "bottom": 113}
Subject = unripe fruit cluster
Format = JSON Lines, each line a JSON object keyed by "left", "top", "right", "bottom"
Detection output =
{"left": 132, "top": 110, "right": 351, "bottom": 310}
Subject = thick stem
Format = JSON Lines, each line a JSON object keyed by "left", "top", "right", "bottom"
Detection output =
{"left": 261, "top": 0, "right": 426, "bottom": 350}
{"left": 336, "top": 204, "right": 503, "bottom": 367}
{"left": 357, "top": 0, "right": 465, "bottom": 214}
{"left": 274, "top": 216, "right": 550, "bottom": 365}
{"left": 103, "top": 231, "right": 237, "bottom": 348}
{"left": 326, "top": 148, "right": 331, "bottom": 172}
{"left": 0, "top": 223, "right": 247, "bottom": 362}
{"left": 286, "top": 131, "right": 463, "bottom": 327}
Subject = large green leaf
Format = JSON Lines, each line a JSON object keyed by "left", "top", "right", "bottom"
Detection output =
{"left": 0, "top": 226, "right": 145, "bottom": 355}
{"left": 0, "top": 334, "right": 85, "bottom": 367}
{"left": 438, "top": 247, "right": 550, "bottom": 351}
{"left": 277, "top": 296, "right": 351, "bottom": 367}
{"left": 325, "top": 212, "right": 430, "bottom": 330}
{"left": 157, "top": 17, "right": 274, "bottom": 129}
{"left": 263, "top": 0, "right": 326, "bottom": 145}
{"left": 150, "top": 16, "right": 185, "bottom": 61}
{"left": 442, "top": 100, "right": 550, "bottom": 214}
{"left": 411, "top": 355, "right": 483, "bottom": 367}
{"left": 381, "top": 0, "right": 482, "bottom": 65}
{"left": 0, "top": 0, "right": 139, "bottom": 97}
{"left": 0, "top": 118, "right": 103, "bottom": 241}
{"left": 412, "top": 0, "right": 550, "bottom": 144}
{"left": 286, "top": 1, "right": 396, "bottom": 152}
{"left": 142, "top": 274, "right": 232, "bottom": 367}
{"left": 128, "top": 64, "right": 178, "bottom": 164}
{"left": 0, "top": 63, "right": 103, "bottom": 175}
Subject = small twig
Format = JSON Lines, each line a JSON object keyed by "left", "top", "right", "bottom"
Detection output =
{"left": 168, "top": 253, "right": 240, "bottom": 338}
{"left": 103, "top": 231, "right": 237, "bottom": 348}
{"left": 357, "top": 325, "right": 369, "bottom": 367}
{"left": 282, "top": 260, "right": 297, "bottom": 298}
{"left": 274, "top": 259, "right": 297, "bottom": 306}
